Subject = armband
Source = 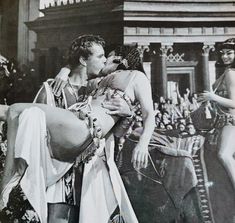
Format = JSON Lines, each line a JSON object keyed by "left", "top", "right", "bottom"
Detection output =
{"left": 126, "top": 109, "right": 136, "bottom": 120}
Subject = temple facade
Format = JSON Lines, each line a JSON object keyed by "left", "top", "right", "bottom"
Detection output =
{"left": 26, "top": 0, "right": 235, "bottom": 99}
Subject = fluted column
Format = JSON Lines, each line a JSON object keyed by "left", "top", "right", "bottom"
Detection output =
{"left": 159, "top": 44, "right": 173, "bottom": 98}
{"left": 202, "top": 43, "right": 215, "bottom": 91}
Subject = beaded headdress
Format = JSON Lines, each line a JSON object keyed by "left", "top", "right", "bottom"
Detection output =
{"left": 219, "top": 38, "right": 235, "bottom": 51}
{"left": 114, "top": 46, "right": 143, "bottom": 71}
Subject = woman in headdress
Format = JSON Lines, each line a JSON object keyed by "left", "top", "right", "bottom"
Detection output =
{"left": 198, "top": 38, "right": 235, "bottom": 190}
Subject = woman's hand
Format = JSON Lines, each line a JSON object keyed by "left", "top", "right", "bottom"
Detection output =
{"left": 52, "top": 67, "right": 71, "bottom": 96}
{"left": 198, "top": 91, "right": 216, "bottom": 103}
{"left": 131, "top": 143, "right": 148, "bottom": 169}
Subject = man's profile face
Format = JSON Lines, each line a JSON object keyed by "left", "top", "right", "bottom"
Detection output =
{"left": 85, "top": 43, "right": 106, "bottom": 77}
{"left": 101, "top": 50, "right": 120, "bottom": 75}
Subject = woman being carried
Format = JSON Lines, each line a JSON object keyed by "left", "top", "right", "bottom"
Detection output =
{"left": 0, "top": 44, "right": 155, "bottom": 222}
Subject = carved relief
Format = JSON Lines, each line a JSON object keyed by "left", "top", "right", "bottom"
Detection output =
{"left": 159, "top": 45, "right": 173, "bottom": 56}
{"left": 166, "top": 53, "right": 185, "bottom": 62}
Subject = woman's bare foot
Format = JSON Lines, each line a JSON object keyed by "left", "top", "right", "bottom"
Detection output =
{"left": 0, "top": 171, "right": 15, "bottom": 193}
{"left": 0, "top": 174, "right": 11, "bottom": 211}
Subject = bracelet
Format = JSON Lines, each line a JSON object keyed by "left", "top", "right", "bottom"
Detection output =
{"left": 126, "top": 110, "right": 135, "bottom": 119}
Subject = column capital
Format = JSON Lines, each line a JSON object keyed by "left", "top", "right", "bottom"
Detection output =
{"left": 160, "top": 44, "right": 173, "bottom": 56}
{"left": 202, "top": 43, "right": 215, "bottom": 56}
{"left": 136, "top": 43, "right": 150, "bottom": 59}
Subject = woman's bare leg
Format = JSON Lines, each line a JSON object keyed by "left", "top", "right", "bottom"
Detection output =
{"left": 218, "top": 125, "right": 235, "bottom": 191}
{"left": 0, "top": 101, "right": 116, "bottom": 191}
{"left": 0, "top": 102, "right": 92, "bottom": 192}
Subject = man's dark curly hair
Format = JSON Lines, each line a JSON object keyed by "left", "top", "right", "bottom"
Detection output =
{"left": 216, "top": 38, "right": 235, "bottom": 68}
{"left": 67, "top": 34, "right": 105, "bottom": 69}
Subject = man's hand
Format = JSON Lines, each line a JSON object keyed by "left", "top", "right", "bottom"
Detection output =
{"left": 52, "top": 67, "right": 70, "bottom": 96}
{"left": 102, "top": 92, "right": 132, "bottom": 117}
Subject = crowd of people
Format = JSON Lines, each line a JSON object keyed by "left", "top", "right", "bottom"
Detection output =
{"left": 130, "top": 89, "right": 200, "bottom": 138}
{"left": 153, "top": 91, "right": 199, "bottom": 133}
{"left": 0, "top": 55, "right": 38, "bottom": 105}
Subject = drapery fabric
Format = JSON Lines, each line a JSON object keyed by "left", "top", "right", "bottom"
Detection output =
{"left": 79, "top": 134, "right": 138, "bottom": 223}
{"left": 2, "top": 107, "right": 72, "bottom": 223}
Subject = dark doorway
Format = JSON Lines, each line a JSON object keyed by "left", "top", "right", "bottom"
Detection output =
{"left": 168, "top": 73, "right": 190, "bottom": 96}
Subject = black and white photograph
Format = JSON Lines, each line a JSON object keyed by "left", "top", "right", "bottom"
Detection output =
{"left": 0, "top": 0, "right": 235, "bottom": 222}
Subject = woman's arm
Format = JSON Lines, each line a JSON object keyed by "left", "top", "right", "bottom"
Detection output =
{"left": 176, "top": 84, "right": 181, "bottom": 104}
{"left": 198, "top": 69, "right": 235, "bottom": 109}
{"left": 52, "top": 67, "right": 71, "bottom": 96}
{"left": 131, "top": 72, "right": 155, "bottom": 169}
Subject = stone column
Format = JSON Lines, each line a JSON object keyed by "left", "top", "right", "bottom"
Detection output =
{"left": 159, "top": 44, "right": 173, "bottom": 98}
{"left": 202, "top": 43, "right": 215, "bottom": 91}
{"left": 18, "top": 0, "right": 39, "bottom": 66}
{"left": 137, "top": 44, "right": 151, "bottom": 80}
{"left": 137, "top": 44, "right": 150, "bottom": 61}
